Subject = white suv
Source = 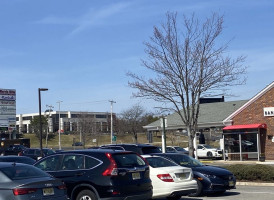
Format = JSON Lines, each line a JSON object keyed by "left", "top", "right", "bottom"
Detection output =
{"left": 196, "top": 144, "right": 223, "bottom": 159}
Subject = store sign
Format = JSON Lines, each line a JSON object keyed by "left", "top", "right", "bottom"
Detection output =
{"left": 0, "top": 89, "right": 16, "bottom": 129}
{"left": 264, "top": 107, "right": 274, "bottom": 117}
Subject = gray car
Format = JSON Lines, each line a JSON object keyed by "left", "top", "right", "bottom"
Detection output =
{"left": 0, "top": 162, "right": 67, "bottom": 200}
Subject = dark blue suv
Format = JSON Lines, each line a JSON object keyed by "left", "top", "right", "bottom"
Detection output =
{"left": 34, "top": 149, "right": 152, "bottom": 200}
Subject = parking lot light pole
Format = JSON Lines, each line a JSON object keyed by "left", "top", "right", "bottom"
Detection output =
{"left": 57, "top": 101, "right": 63, "bottom": 150}
{"left": 109, "top": 100, "right": 116, "bottom": 144}
{"left": 38, "top": 88, "right": 48, "bottom": 158}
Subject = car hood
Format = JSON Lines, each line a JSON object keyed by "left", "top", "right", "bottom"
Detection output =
{"left": 192, "top": 165, "right": 233, "bottom": 176}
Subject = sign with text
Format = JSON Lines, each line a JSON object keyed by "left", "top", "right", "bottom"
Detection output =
{"left": 0, "top": 89, "right": 16, "bottom": 129}
{"left": 264, "top": 107, "right": 274, "bottom": 117}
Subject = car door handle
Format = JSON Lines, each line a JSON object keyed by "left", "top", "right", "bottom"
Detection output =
{"left": 75, "top": 173, "right": 84, "bottom": 176}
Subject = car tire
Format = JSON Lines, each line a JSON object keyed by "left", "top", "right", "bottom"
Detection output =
{"left": 188, "top": 179, "right": 203, "bottom": 197}
{"left": 76, "top": 190, "right": 97, "bottom": 200}
{"left": 207, "top": 151, "right": 213, "bottom": 158}
{"left": 166, "top": 195, "right": 181, "bottom": 200}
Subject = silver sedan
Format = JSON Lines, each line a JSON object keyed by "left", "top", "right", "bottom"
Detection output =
{"left": 0, "top": 162, "right": 67, "bottom": 200}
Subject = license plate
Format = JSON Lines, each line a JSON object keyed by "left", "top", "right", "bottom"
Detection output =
{"left": 176, "top": 173, "right": 187, "bottom": 179}
{"left": 229, "top": 181, "right": 234, "bottom": 186}
{"left": 43, "top": 187, "right": 54, "bottom": 196}
{"left": 132, "top": 172, "right": 140, "bottom": 180}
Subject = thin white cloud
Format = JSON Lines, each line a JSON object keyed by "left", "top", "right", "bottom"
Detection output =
{"left": 35, "top": 2, "right": 131, "bottom": 37}
{"left": 69, "top": 2, "right": 130, "bottom": 37}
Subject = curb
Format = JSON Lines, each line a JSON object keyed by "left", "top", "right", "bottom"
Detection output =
{"left": 236, "top": 181, "right": 274, "bottom": 186}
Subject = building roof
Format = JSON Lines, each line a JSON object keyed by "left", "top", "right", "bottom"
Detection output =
{"left": 223, "top": 123, "right": 267, "bottom": 130}
{"left": 144, "top": 100, "right": 248, "bottom": 131}
{"left": 223, "top": 81, "right": 274, "bottom": 126}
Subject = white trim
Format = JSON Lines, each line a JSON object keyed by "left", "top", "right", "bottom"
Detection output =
{"left": 223, "top": 81, "right": 274, "bottom": 124}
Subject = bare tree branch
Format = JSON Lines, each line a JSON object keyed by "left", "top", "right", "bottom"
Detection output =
{"left": 127, "top": 12, "right": 247, "bottom": 156}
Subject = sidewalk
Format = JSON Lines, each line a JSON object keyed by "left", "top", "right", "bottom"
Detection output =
{"left": 237, "top": 181, "right": 274, "bottom": 186}
{"left": 201, "top": 159, "right": 274, "bottom": 165}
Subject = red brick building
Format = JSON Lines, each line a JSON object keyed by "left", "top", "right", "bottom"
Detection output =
{"left": 223, "top": 82, "right": 274, "bottom": 160}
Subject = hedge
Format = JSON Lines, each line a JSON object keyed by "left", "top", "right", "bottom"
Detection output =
{"left": 223, "top": 164, "right": 274, "bottom": 182}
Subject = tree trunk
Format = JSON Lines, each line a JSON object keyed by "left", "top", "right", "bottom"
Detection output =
{"left": 187, "top": 126, "right": 194, "bottom": 157}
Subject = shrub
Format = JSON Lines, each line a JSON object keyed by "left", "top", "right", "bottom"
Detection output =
{"left": 224, "top": 164, "right": 274, "bottom": 182}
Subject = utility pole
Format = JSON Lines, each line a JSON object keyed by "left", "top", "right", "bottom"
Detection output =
{"left": 161, "top": 117, "right": 167, "bottom": 153}
{"left": 109, "top": 100, "right": 116, "bottom": 144}
{"left": 45, "top": 104, "right": 54, "bottom": 148}
{"left": 57, "top": 101, "right": 63, "bottom": 150}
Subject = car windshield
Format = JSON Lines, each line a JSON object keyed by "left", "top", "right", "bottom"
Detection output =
{"left": 146, "top": 156, "right": 178, "bottom": 168}
{"left": 1, "top": 165, "right": 49, "bottom": 180}
{"left": 173, "top": 147, "right": 187, "bottom": 152}
{"left": 201, "top": 144, "right": 214, "bottom": 149}
{"left": 164, "top": 154, "right": 203, "bottom": 167}
{"left": 42, "top": 149, "right": 55, "bottom": 156}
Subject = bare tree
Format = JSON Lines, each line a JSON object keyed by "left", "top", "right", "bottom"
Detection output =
{"left": 77, "top": 112, "right": 98, "bottom": 148}
{"left": 127, "top": 12, "right": 246, "bottom": 157}
{"left": 119, "top": 104, "right": 148, "bottom": 143}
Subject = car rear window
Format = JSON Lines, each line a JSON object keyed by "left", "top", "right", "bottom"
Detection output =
{"left": 142, "top": 147, "right": 161, "bottom": 154}
{"left": 145, "top": 156, "right": 178, "bottom": 168}
{"left": 112, "top": 153, "right": 146, "bottom": 168}
{"left": 1, "top": 165, "right": 49, "bottom": 180}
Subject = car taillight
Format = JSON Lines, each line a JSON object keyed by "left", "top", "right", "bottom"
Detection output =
{"left": 18, "top": 151, "right": 22, "bottom": 156}
{"left": 157, "top": 174, "right": 174, "bottom": 182}
{"left": 102, "top": 153, "right": 118, "bottom": 176}
{"left": 58, "top": 184, "right": 66, "bottom": 190}
{"left": 13, "top": 188, "right": 37, "bottom": 196}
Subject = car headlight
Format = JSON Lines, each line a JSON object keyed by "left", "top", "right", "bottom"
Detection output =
{"left": 203, "top": 174, "right": 217, "bottom": 179}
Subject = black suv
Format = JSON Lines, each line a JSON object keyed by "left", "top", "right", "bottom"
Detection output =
{"left": 34, "top": 149, "right": 152, "bottom": 200}
{"left": 2, "top": 144, "right": 27, "bottom": 156}
{"left": 19, "top": 148, "right": 55, "bottom": 160}
{"left": 100, "top": 143, "right": 161, "bottom": 155}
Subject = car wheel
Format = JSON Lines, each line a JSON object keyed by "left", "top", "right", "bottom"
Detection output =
{"left": 76, "top": 190, "right": 97, "bottom": 200}
{"left": 207, "top": 151, "right": 213, "bottom": 158}
{"left": 188, "top": 179, "right": 203, "bottom": 197}
{"left": 166, "top": 195, "right": 181, "bottom": 200}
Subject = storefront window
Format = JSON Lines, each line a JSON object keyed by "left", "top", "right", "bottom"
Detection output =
{"left": 241, "top": 133, "right": 257, "bottom": 153}
{"left": 224, "top": 134, "right": 239, "bottom": 153}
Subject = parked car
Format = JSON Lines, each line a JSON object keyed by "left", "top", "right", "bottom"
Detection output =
{"left": 100, "top": 143, "right": 162, "bottom": 155}
{"left": 196, "top": 144, "right": 223, "bottom": 159}
{"left": 142, "top": 155, "right": 197, "bottom": 200}
{"left": 2, "top": 145, "right": 27, "bottom": 156}
{"left": 72, "top": 142, "right": 83, "bottom": 146}
{"left": 34, "top": 149, "right": 153, "bottom": 200}
{"left": 159, "top": 146, "right": 189, "bottom": 154}
{"left": 19, "top": 148, "right": 55, "bottom": 160}
{"left": 155, "top": 153, "right": 236, "bottom": 196}
{"left": 0, "top": 155, "right": 36, "bottom": 165}
{"left": 0, "top": 162, "right": 67, "bottom": 200}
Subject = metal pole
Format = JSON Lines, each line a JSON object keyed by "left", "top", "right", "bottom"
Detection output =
{"left": 45, "top": 105, "right": 53, "bottom": 148}
{"left": 38, "top": 88, "right": 48, "bottom": 158}
{"left": 57, "top": 101, "right": 63, "bottom": 150}
{"left": 161, "top": 117, "right": 166, "bottom": 153}
{"left": 109, "top": 100, "right": 116, "bottom": 144}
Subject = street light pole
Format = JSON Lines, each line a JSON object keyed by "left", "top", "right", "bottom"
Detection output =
{"left": 45, "top": 104, "right": 54, "bottom": 148}
{"left": 38, "top": 88, "right": 48, "bottom": 158}
{"left": 109, "top": 100, "right": 116, "bottom": 144}
{"left": 57, "top": 101, "right": 63, "bottom": 150}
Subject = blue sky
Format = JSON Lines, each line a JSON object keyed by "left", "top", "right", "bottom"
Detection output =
{"left": 1, "top": 0, "right": 273, "bottom": 114}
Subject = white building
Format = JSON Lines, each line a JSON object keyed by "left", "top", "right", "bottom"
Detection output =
{"left": 16, "top": 111, "right": 114, "bottom": 134}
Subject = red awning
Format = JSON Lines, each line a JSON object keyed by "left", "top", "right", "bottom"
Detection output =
{"left": 223, "top": 123, "right": 267, "bottom": 130}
